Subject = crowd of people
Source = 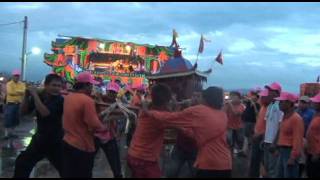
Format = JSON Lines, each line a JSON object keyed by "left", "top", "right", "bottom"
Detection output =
{"left": 0, "top": 69, "right": 320, "bottom": 178}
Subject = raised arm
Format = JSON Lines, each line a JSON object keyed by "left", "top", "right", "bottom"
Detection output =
{"left": 148, "top": 108, "right": 194, "bottom": 129}
{"left": 28, "top": 87, "right": 50, "bottom": 117}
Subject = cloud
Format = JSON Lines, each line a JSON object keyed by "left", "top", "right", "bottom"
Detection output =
{"left": 293, "top": 57, "right": 320, "bottom": 67}
{"left": 264, "top": 29, "right": 320, "bottom": 57}
{"left": 4, "top": 2, "right": 46, "bottom": 10}
{"left": 228, "top": 38, "right": 255, "bottom": 53}
{"left": 0, "top": 2, "right": 320, "bottom": 92}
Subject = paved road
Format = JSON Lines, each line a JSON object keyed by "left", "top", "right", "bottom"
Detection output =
{"left": 0, "top": 113, "right": 249, "bottom": 178}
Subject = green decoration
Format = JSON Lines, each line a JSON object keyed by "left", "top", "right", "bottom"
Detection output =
{"left": 44, "top": 53, "right": 58, "bottom": 62}
{"left": 80, "top": 50, "right": 88, "bottom": 66}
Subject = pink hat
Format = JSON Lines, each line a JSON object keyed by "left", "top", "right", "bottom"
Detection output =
{"left": 275, "top": 92, "right": 298, "bottom": 103}
{"left": 76, "top": 72, "right": 99, "bottom": 85}
{"left": 259, "top": 89, "right": 269, "bottom": 97}
{"left": 12, "top": 70, "right": 21, "bottom": 76}
{"left": 107, "top": 82, "right": 120, "bottom": 93}
{"left": 265, "top": 82, "right": 282, "bottom": 93}
{"left": 310, "top": 93, "right": 320, "bottom": 103}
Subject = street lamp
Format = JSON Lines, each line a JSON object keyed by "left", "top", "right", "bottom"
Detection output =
{"left": 23, "top": 47, "right": 41, "bottom": 81}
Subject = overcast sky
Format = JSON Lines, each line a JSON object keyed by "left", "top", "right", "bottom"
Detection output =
{"left": 1, "top": 2, "right": 320, "bottom": 92}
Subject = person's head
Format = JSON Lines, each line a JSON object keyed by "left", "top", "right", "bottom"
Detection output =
{"left": 298, "top": 96, "right": 310, "bottom": 111}
{"left": 202, "top": 86, "right": 224, "bottom": 110}
{"left": 73, "top": 72, "right": 99, "bottom": 95}
{"left": 310, "top": 93, "right": 320, "bottom": 112}
{"left": 249, "top": 91, "right": 260, "bottom": 102}
{"left": 275, "top": 92, "right": 297, "bottom": 113}
{"left": 192, "top": 90, "right": 202, "bottom": 105}
{"left": 151, "top": 83, "right": 172, "bottom": 108}
{"left": 115, "top": 78, "right": 121, "bottom": 86}
{"left": 135, "top": 84, "right": 146, "bottom": 96}
{"left": 259, "top": 89, "right": 271, "bottom": 106}
{"left": 265, "top": 82, "right": 282, "bottom": 100}
{"left": 11, "top": 70, "right": 21, "bottom": 83}
{"left": 230, "top": 91, "right": 241, "bottom": 104}
{"left": 43, "top": 74, "right": 63, "bottom": 95}
{"left": 106, "top": 82, "right": 120, "bottom": 102}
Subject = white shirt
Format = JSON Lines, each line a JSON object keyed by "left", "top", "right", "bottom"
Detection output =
{"left": 264, "top": 101, "right": 284, "bottom": 143}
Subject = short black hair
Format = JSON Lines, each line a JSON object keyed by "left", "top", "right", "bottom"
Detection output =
{"left": 151, "top": 83, "right": 172, "bottom": 107}
{"left": 44, "top": 74, "right": 63, "bottom": 85}
{"left": 202, "top": 86, "right": 224, "bottom": 109}
{"left": 73, "top": 82, "right": 92, "bottom": 90}
{"left": 230, "top": 91, "right": 241, "bottom": 98}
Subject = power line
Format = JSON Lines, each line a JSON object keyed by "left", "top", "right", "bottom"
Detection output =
{"left": 0, "top": 20, "right": 23, "bottom": 27}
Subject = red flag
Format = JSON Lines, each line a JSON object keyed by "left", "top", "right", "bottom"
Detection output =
{"left": 215, "top": 51, "right": 223, "bottom": 65}
{"left": 198, "top": 34, "right": 211, "bottom": 54}
{"left": 198, "top": 35, "right": 204, "bottom": 54}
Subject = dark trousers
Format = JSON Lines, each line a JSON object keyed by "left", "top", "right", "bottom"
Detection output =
{"left": 13, "top": 135, "right": 63, "bottom": 178}
{"left": 166, "top": 145, "right": 197, "bottom": 178}
{"left": 95, "top": 138, "right": 123, "bottom": 178}
{"left": 227, "top": 129, "right": 244, "bottom": 151}
{"left": 61, "top": 141, "right": 95, "bottom": 178}
{"left": 248, "top": 135, "right": 264, "bottom": 177}
{"left": 4, "top": 103, "right": 20, "bottom": 128}
{"left": 306, "top": 154, "right": 320, "bottom": 178}
{"left": 196, "top": 169, "right": 232, "bottom": 178}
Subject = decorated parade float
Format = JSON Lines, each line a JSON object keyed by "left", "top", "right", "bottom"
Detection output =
{"left": 43, "top": 31, "right": 212, "bottom": 144}
{"left": 44, "top": 35, "right": 175, "bottom": 86}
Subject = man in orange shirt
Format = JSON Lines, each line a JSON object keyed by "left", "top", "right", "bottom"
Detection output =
{"left": 274, "top": 92, "right": 304, "bottom": 178}
{"left": 224, "top": 91, "right": 246, "bottom": 156}
{"left": 61, "top": 72, "right": 108, "bottom": 178}
{"left": 145, "top": 86, "right": 232, "bottom": 178}
{"left": 249, "top": 89, "right": 272, "bottom": 177}
{"left": 127, "top": 83, "right": 172, "bottom": 178}
{"left": 306, "top": 93, "right": 320, "bottom": 177}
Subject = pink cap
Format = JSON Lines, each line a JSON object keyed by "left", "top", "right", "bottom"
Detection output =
{"left": 265, "top": 82, "right": 282, "bottom": 93}
{"left": 310, "top": 93, "right": 320, "bottom": 103}
{"left": 275, "top": 92, "right": 298, "bottom": 103}
{"left": 107, "top": 82, "right": 120, "bottom": 93}
{"left": 259, "top": 89, "right": 269, "bottom": 97}
{"left": 76, "top": 72, "right": 99, "bottom": 85}
{"left": 12, "top": 70, "right": 21, "bottom": 76}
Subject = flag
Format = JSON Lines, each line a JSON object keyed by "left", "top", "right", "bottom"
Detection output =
{"left": 173, "top": 29, "right": 179, "bottom": 38}
{"left": 317, "top": 76, "right": 319, "bottom": 83}
{"left": 170, "top": 29, "right": 179, "bottom": 47}
{"left": 215, "top": 50, "right": 223, "bottom": 65}
{"left": 198, "top": 34, "right": 211, "bottom": 54}
{"left": 198, "top": 35, "right": 204, "bottom": 54}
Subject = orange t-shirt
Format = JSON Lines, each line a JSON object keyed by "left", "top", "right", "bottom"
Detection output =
{"left": 254, "top": 106, "right": 267, "bottom": 135}
{"left": 306, "top": 116, "right": 320, "bottom": 155}
{"left": 277, "top": 112, "right": 304, "bottom": 159}
{"left": 128, "top": 112, "right": 166, "bottom": 162}
{"left": 225, "top": 103, "right": 246, "bottom": 129}
{"left": 150, "top": 105, "right": 232, "bottom": 170}
{"left": 63, "top": 92, "right": 105, "bottom": 152}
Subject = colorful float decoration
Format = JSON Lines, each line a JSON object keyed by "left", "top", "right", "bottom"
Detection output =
{"left": 44, "top": 35, "right": 174, "bottom": 86}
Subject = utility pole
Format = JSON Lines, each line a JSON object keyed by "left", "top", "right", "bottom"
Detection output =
{"left": 21, "top": 16, "right": 28, "bottom": 81}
